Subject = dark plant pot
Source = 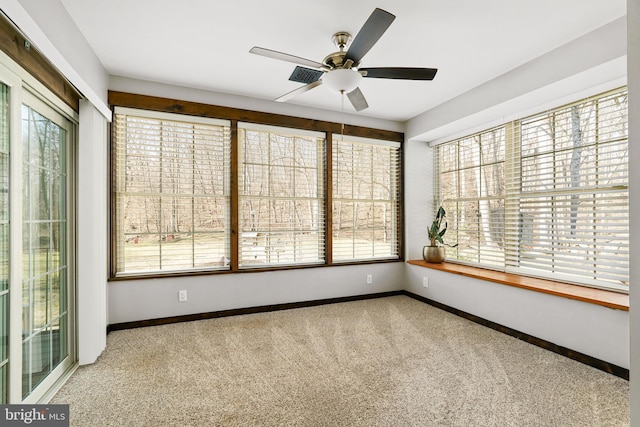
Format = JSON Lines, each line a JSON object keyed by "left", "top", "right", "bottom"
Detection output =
{"left": 423, "top": 246, "right": 446, "bottom": 263}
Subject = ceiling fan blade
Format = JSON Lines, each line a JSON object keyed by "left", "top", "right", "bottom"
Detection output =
{"left": 276, "top": 80, "right": 323, "bottom": 103}
{"left": 250, "top": 47, "right": 324, "bottom": 69}
{"left": 345, "top": 8, "right": 396, "bottom": 65}
{"left": 360, "top": 67, "right": 438, "bottom": 80}
{"left": 347, "top": 87, "right": 369, "bottom": 111}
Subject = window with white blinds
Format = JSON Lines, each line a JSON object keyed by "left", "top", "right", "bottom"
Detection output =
{"left": 113, "top": 107, "right": 231, "bottom": 275}
{"left": 238, "top": 123, "right": 325, "bottom": 268}
{"left": 333, "top": 137, "right": 401, "bottom": 261}
{"left": 514, "top": 90, "right": 628, "bottom": 290}
{"left": 112, "top": 101, "right": 403, "bottom": 277}
{"left": 435, "top": 127, "right": 506, "bottom": 267}
{"left": 435, "top": 88, "right": 628, "bottom": 292}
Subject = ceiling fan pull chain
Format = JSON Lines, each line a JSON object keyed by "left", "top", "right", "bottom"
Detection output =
{"left": 341, "top": 90, "right": 345, "bottom": 141}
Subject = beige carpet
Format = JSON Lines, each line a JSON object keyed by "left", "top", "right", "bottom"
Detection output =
{"left": 52, "top": 296, "right": 629, "bottom": 426}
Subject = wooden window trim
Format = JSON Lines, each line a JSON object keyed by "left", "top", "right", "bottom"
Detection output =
{"left": 407, "top": 260, "right": 629, "bottom": 311}
{"left": 108, "top": 91, "right": 403, "bottom": 142}
{"left": 0, "top": 13, "right": 80, "bottom": 112}
{"left": 325, "top": 132, "right": 334, "bottom": 265}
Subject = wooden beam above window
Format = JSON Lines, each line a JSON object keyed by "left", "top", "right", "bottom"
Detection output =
{"left": 108, "top": 91, "right": 404, "bottom": 143}
{"left": 0, "top": 13, "right": 80, "bottom": 112}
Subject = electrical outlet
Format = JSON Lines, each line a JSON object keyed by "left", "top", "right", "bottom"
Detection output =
{"left": 178, "top": 290, "right": 188, "bottom": 302}
{"left": 366, "top": 274, "right": 373, "bottom": 285}
{"left": 423, "top": 277, "right": 429, "bottom": 288}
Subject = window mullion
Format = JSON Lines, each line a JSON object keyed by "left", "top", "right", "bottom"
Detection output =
{"left": 230, "top": 120, "right": 239, "bottom": 271}
{"left": 504, "top": 121, "right": 521, "bottom": 273}
{"left": 325, "top": 133, "right": 332, "bottom": 265}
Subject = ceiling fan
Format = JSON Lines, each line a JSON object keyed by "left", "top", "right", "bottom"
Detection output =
{"left": 249, "top": 8, "right": 437, "bottom": 112}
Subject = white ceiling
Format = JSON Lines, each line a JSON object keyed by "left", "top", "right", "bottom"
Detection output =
{"left": 59, "top": 0, "right": 626, "bottom": 122}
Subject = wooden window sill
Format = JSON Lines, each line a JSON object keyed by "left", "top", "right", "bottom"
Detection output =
{"left": 407, "top": 260, "right": 629, "bottom": 311}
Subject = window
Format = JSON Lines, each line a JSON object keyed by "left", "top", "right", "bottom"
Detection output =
{"left": 113, "top": 108, "right": 231, "bottom": 275}
{"left": 435, "top": 127, "right": 506, "bottom": 267}
{"left": 332, "top": 137, "right": 401, "bottom": 261}
{"left": 109, "top": 92, "right": 404, "bottom": 278}
{"left": 435, "top": 88, "right": 628, "bottom": 292}
{"left": 238, "top": 124, "right": 325, "bottom": 268}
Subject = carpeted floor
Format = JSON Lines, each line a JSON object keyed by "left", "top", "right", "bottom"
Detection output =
{"left": 51, "top": 295, "right": 629, "bottom": 426}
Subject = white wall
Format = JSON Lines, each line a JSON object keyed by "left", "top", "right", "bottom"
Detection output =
{"left": 109, "top": 263, "right": 405, "bottom": 324}
{"left": 627, "top": 0, "right": 639, "bottom": 424}
{"left": 403, "top": 140, "right": 433, "bottom": 260}
{"left": 77, "top": 101, "right": 108, "bottom": 364}
{"left": 405, "top": 266, "right": 629, "bottom": 368}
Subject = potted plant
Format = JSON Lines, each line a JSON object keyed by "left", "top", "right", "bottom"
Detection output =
{"left": 424, "top": 206, "right": 456, "bottom": 263}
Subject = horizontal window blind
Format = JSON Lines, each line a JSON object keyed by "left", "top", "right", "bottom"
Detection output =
{"left": 333, "top": 137, "right": 401, "bottom": 262}
{"left": 113, "top": 107, "right": 231, "bottom": 275}
{"left": 435, "top": 88, "right": 628, "bottom": 292}
{"left": 435, "top": 127, "right": 506, "bottom": 267}
{"left": 513, "top": 90, "right": 628, "bottom": 290}
{"left": 238, "top": 123, "right": 325, "bottom": 268}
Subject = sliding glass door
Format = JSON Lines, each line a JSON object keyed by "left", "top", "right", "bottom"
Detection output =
{"left": 0, "top": 81, "right": 9, "bottom": 404}
{"left": 0, "top": 59, "right": 76, "bottom": 403}
{"left": 21, "top": 94, "right": 73, "bottom": 400}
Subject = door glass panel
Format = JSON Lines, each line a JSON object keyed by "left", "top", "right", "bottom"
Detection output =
{"left": 21, "top": 104, "right": 69, "bottom": 399}
{"left": 0, "top": 82, "right": 9, "bottom": 404}
{"left": 51, "top": 316, "right": 64, "bottom": 368}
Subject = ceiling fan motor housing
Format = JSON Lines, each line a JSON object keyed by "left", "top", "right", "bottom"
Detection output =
{"left": 324, "top": 32, "right": 356, "bottom": 69}
{"left": 323, "top": 51, "right": 348, "bottom": 68}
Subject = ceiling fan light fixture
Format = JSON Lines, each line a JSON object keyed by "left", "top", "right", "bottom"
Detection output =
{"left": 322, "top": 69, "right": 362, "bottom": 93}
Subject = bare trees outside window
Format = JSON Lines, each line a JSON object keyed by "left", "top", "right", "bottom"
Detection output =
{"left": 113, "top": 108, "right": 231, "bottom": 275}
{"left": 434, "top": 88, "right": 628, "bottom": 292}
{"left": 238, "top": 124, "right": 325, "bottom": 268}
{"left": 435, "top": 127, "right": 505, "bottom": 267}
{"left": 112, "top": 105, "right": 404, "bottom": 277}
{"left": 518, "top": 90, "right": 628, "bottom": 290}
{"left": 333, "top": 138, "right": 401, "bottom": 261}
